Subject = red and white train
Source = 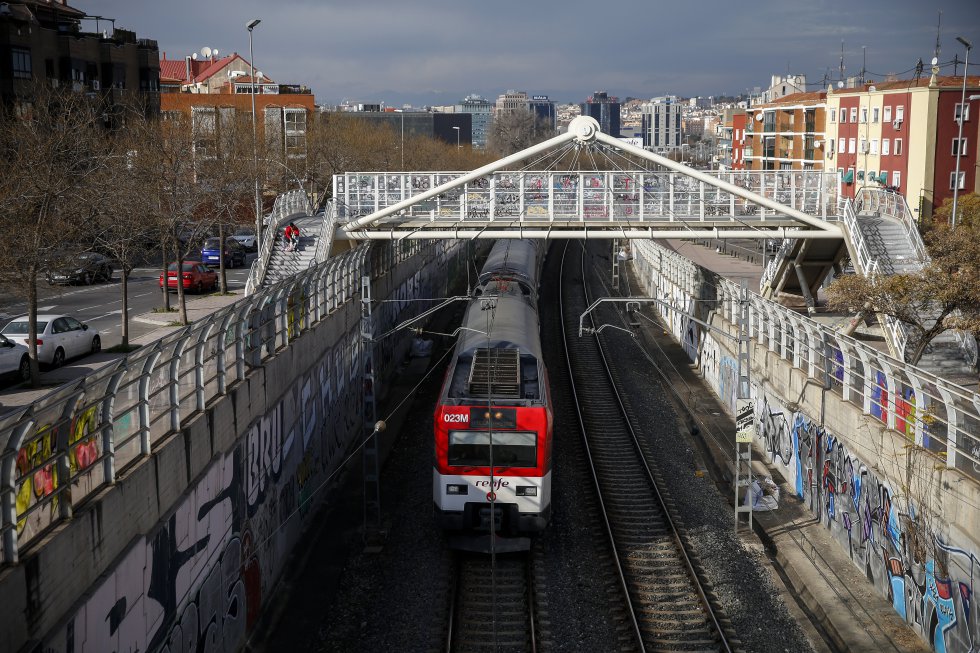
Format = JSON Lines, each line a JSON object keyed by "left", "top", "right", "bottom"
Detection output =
{"left": 433, "top": 239, "right": 553, "bottom": 548}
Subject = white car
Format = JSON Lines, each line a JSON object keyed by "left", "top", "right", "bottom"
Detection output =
{"left": 1, "top": 314, "right": 102, "bottom": 368}
{"left": 230, "top": 228, "right": 258, "bottom": 253}
{"left": 0, "top": 334, "right": 30, "bottom": 383}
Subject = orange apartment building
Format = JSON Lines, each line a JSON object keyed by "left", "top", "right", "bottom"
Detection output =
{"left": 159, "top": 53, "right": 315, "bottom": 164}
{"left": 743, "top": 91, "right": 828, "bottom": 171}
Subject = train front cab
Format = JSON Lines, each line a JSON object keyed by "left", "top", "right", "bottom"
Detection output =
{"left": 433, "top": 404, "right": 552, "bottom": 539}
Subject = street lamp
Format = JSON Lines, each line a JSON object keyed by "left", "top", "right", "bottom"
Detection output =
{"left": 452, "top": 125, "right": 460, "bottom": 149}
{"left": 952, "top": 36, "right": 972, "bottom": 229}
{"left": 247, "top": 18, "right": 262, "bottom": 242}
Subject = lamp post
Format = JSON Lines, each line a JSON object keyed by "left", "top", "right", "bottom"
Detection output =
{"left": 952, "top": 36, "right": 972, "bottom": 229}
{"left": 247, "top": 18, "right": 262, "bottom": 241}
{"left": 452, "top": 125, "right": 460, "bottom": 149}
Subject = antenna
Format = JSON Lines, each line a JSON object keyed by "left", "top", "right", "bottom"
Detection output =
{"left": 934, "top": 10, "right": 942, "bottom": 62}
{"left": 839, "top": 41, "right": 846, "bottom": 84}
{"left": 861, "top": 46, "right": 866, "bottom": 85}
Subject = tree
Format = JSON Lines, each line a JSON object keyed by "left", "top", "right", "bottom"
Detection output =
{"left": 486, "top": 109, "right": 552, "bottom": 157}
{"left": 826, "top": 220, "right": 980, "bottom": 366}
{"left": 134, "top": 113, "right": 214, "bottom": 325}
{"left": 0, "top": 83, "right": 108, "bottom": 385}
{"left": 930, "top": 192, "right": 980, "bottom": 229}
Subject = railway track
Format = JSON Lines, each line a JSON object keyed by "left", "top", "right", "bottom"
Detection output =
{"left": 559, "top": 241, "right": 740, "bottom": 653}
{"left": 446, "top": 550, "right": 539, "bottom": 653}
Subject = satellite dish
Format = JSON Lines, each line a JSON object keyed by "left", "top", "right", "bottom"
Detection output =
{"left": 931, "top": 57, "right": 939, "bottom": 66}
{"left": 213, "top": 49, "right": 219, "bottom": 57}
{"left": 756, "top": 113, "right": 764, "bottom": 121}
{"left": 837, "top": 81, "right": 844, "bottom": 88}
{"left": 201, "top": 47, "right": 212, "bottom": 58}
{"left": 191, "top": 53, "right": 198, "bottom": 60}
{"left": 869, "top": 85, "right": 876, "bottom": 92}
{"left": 256, "top": 71, "right": 263, "bottom": 80}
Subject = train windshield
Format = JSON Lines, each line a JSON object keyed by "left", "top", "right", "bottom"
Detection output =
{"left": 447, "top": 430, "right": 537, "bottom": 467}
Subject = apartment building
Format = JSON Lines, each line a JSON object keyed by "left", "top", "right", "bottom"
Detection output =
{"left": 0, "top": 0, "right": 160, "bottom": 115}
{"left": 640, "top": 96, "right": 682, "bottom": 152}
{"left": 826, "top": 75, "right": 980, "bottom": 218}
{"left": 744, "top": 91, "right": 827, "bottom": 171}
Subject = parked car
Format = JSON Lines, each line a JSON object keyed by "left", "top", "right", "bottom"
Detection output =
{"left": 230, "top": 228, "right": 258, "bottom": 253}
{"left": 0, "top": 334, "right": 30, "bottom": 382}
{"left": 159, "top": 262, "right": 218, "bottom": 294}
{"left": 0, "top": 314, "right": 101, "bottom": 368}
{"left": 201, "top": 237, "right": 247, "bottom": 268}
{"left": 45, "top": 251, "right": 113, "bottom": 285}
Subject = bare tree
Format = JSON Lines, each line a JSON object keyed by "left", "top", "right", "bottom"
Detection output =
{"left": 0, "top": 83, "right": 108, "bottom": 385}
{"left": 133, "top": 113, "right": 213, "bottom": 325}
{"left": 826, "top": 219, "right": 980, "bottom": 366}
{"left": 486, "top": 109, "right": 551, "bottom": 157}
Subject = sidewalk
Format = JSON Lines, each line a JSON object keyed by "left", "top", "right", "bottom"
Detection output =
{"left": 0, "top": 292, "right": 244, "bottom": 413}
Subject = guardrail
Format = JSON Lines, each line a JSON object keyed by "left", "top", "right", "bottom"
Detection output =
{"left": 632, "top": 238, "right": 980, "bottom": 481}
{"left": 334, "top": 169, "right": 840, "bottom": 223}
{"left": 245, "top": 189, "right": 313, "bottom": 295}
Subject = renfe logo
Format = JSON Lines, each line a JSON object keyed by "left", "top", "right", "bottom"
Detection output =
{"left": 443, "top": 412, "right": 469, "bottom": 424}
{"left": 474, "top": 478, "right": 510, "bottom": 490}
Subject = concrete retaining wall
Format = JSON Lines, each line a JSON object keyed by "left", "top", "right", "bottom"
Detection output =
{"left": 634, "top": 242, "right": 980, "bottom": 653}
{"left": 0, "top": 240, "right": 464, "bottom": 652}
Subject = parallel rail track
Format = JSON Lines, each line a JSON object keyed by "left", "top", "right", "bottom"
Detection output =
{"left": 446, "top": 551, "right": 538, "bottom": 653}
{"left": 559, "top": 241, "right": 739, "bottom": 652}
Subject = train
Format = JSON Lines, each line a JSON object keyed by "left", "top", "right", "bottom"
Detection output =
{"left": 433, "top": 239, "right": 553, "bottom": 551}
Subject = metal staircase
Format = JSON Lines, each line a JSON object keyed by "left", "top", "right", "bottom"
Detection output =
{"left": 842, "top": 189, "right": 977, "bottom": 374}
{"left": 261, "top": 214, "right": 323, "bottom": 286}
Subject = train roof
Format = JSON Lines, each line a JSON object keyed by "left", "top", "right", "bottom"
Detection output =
{"left": 477, "top": 239, "right": 543, "bottom": 294}
{"left": 445, "top": 283, "right": 544, "bottom": 402}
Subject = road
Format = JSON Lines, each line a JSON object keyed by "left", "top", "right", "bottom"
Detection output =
{"left": 0, "top": 258, "right": 254, "bottom": 350}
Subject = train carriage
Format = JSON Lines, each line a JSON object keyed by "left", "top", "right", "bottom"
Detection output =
{"left": 433, "top": 240, "right": 553, "bottom": 549}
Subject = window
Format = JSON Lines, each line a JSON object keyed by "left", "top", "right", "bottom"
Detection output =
{"left": 859, "top": 138, "right": 867, "bottom": 153}
{"left": 858, "top": 169, "right": 865, "bottom": 181}
{"left": 950, "top": 171, "right": 965, "bottom": 190}
{"left": 850, "top": 107, "right": 858, "bottom": 122}
{"left": 848, "top": 138, "right": 856, "bottom": 154}
{"left": 838, "top": 138, "right": 845, "bottom": 153}
{"left": 882, "top": 139, "right": 890, "bottom": 156}
{"left": 894, "top": 139, "right": 903, "bottom": 155}
{"left": 952, "top": 138, "right": 968, "bottom": 157}
{"left": 896, "top": 105, "right": 905, "bottom": 121}
{"left": 892, "top": 171, "right": 901, "bottom": 188}
{"left": 11, "top": 48, "right": 32, "bottom": 80}
{"left": 192, "top": 107, "right": 217, "bottom": 160}
{"left": 884, "top": 106, "right": 892, "bottom": 122}
{"left": 872, "top": 107, "right": 880, "bottom": 123}
{"left": 447, "top": 430, "right": 537, "bottom": 467}
{"left": 284, "top": 108, "right": 308, "bottom": 158}
{"left": 829, "top": 138, "right": 835, "bottom": 153}
{"left": 861, "top": 107, "right": 868, "bottom": 123}
{"left": 830, "top": 108, "right": 836, "bottom": 122}
{"left": 955, "top": 103, "right": 970, "bottom": 123}
{"left": 869, "top": 170, "right": 876, "bottom": 181}
{"left": 870, "top": 139, "right": 879, "bottom": 154}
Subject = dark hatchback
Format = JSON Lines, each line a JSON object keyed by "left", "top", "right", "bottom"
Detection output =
{"left": 45, "top": 251, "right": 113, "bottom": 285}
{"left": 201, "top": 237, "right": 247, "bottom": 268}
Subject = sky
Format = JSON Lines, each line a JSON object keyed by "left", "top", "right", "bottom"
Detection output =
{"left": 93, "top": 0, "right": 979, "bottom": 107}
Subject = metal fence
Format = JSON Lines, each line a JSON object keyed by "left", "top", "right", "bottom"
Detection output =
{"left": 0, "top": 231, "right": 441, "bottom": 564}
{"left": 334, "top": 170, "right": 840, "bottom": 223}
{"left": 632, "top": 238, "right": 980, "bottom": 484}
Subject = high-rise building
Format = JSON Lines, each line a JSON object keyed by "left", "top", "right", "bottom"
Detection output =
{"left": 640, "top": 96, "right": 682, "bottom": 152}
{"left": 580, "top": 91, "right": 621, "bottom": 137}
{"left": 455, "top": 94, "right": 493, "bottom": 148}
{"left": 528, "top": 95, "right": 557, "bottom": 134}
{"left": 495, "top": 89, "right": 528, "bottom": 112}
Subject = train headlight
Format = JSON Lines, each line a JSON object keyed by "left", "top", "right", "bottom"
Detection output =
{"left": 516, "top": 486, "right": 537, "bottom": 497}
{"left": 446, "top": 484, "right": 468, "bottom": 495}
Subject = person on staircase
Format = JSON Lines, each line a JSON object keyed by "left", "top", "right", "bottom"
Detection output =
{"left": 283, "top": 222, "right": 300, "bottom": 252}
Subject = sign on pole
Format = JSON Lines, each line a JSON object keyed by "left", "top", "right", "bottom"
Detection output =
{"left": 736, "top": 399, "right": 754, "bottom": 443}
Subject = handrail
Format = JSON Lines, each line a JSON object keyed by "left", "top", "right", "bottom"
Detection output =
{"left": 312, "top": 200, "right": 338, "bottom": 266}
{"left": 245, "top": 189, "right": 313, "bottom": 295}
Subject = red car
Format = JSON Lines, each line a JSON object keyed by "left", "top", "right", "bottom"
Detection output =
{"left": 159, "top": 262, "right": 218, "bottom": 293}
